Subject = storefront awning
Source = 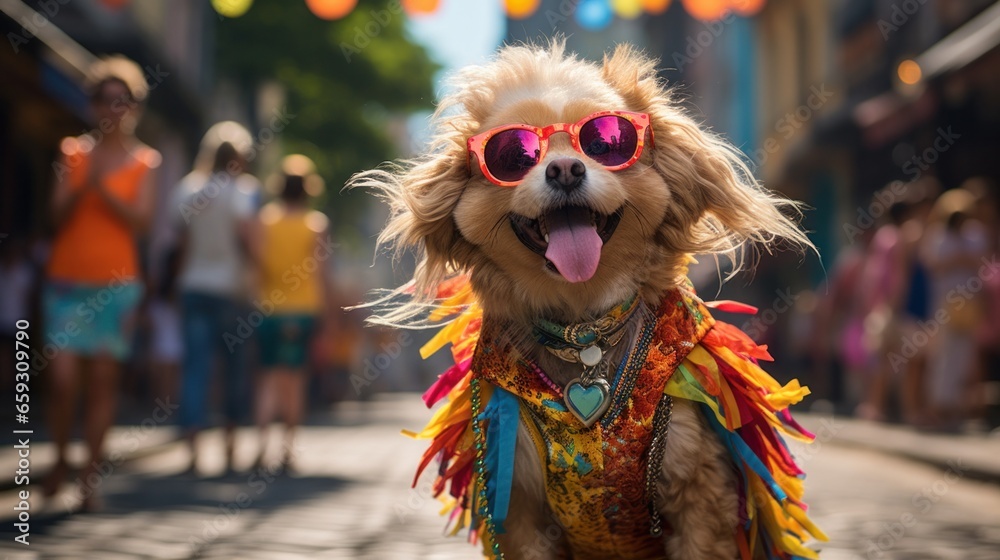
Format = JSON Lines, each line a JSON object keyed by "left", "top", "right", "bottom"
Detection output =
{"left": 852, "top": 88, "right": 937, "bottom": 149}
{"left": 0, "top": 0, "right": 97, "bottom": 80}
{"left": 916, "top": 0, "right": 1000, "bottom": 81}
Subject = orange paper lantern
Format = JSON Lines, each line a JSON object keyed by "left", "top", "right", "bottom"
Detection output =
{"left": 642, "top": 0, "right": 672, "bottom": 14}
{"left": 305, "top": 0, "right": 357, "bottom": 20}
{"left": 730, "top": 0, "right": 765, "bottom": 16}
{"left": 682, "top": 0, "right": 729, "bottom": 21}
{"left": 505, "top": 0, "right": 541, "bottom": 19}
{"left": 403, "top": 0, "right": 441, "bottom": 16}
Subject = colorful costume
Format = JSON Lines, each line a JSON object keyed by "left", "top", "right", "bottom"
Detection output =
{"left": 407, "top": 276, "right": 826, "bottom": 559}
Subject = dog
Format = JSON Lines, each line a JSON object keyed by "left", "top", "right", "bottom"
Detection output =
{"left": 353, "top": 41, "right": 824, "bottom": 560}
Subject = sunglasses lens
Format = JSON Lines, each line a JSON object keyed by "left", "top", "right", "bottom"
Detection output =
{"left": 579, "top": 115, "right": 639, "bottom": 167}
{"left": 483, "top": 129, "right": 541, "bottom": 183}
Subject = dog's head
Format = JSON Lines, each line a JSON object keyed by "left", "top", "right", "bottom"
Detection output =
{"left": 355, "top": 41, "right": 811, "bottom": 325}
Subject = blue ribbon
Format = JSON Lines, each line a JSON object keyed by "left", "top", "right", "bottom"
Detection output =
{"left": 482, "top": 386, "right": 519, "bottom": 534}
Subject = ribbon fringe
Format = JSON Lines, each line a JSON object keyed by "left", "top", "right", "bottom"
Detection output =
{"left": 667, "top": 314, "right": 829, "bottom": 559}
{"left": 407, "top": 275, "right": 826, "bottom": 559}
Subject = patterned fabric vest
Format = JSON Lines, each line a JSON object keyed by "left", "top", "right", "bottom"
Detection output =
{"left": 472, "top": 288, "right": 713, "bottom": 559}
{"left": 408, "top": 275, "right": 826, "bottom": 560}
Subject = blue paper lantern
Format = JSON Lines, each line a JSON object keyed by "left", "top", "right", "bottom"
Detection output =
{"left": 576, "top": 0, "right": 613, "bottom": 30}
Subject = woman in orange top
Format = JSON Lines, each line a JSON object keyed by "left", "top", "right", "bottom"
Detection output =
{"left": 43, "top": 56, "right": 159, "bottom": 509}
{"left": 254, "top": 155, "right": 333, "bottom": 471}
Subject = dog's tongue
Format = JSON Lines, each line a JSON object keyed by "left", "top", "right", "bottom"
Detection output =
{"left": 544, "top": 206, "right": 603, "bottom": 283}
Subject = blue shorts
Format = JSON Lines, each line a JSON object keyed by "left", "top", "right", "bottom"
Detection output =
{"left": 258, "top": 314, "right": 317, "bottom": 368}
{"left": 43, "top": 280, "right": 143, "bottom": 361}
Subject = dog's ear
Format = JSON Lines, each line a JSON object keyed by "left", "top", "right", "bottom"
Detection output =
{"left": 603, "top": 45, "right": 812, "bottom": 270}
{"left": 351, "top": 148, "right": 473, "bottom": 300}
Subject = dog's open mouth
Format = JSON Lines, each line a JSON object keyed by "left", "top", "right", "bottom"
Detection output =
{"left": 509, "top": 205, "right": 623, "bottom": 283}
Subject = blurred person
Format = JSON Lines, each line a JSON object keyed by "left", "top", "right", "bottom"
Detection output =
{"left": 42, "top": 55, "right": 160, "bottom": 508}
{"left": 174, "top": 121, "right": 259, "bottom": 210}
{"left": 963, "top": 177, "right": 1000, "bottom": 426}
{"left": 0, "top": 238, "right": 36, "bottom": 393}
{"left": 175, "top": 135, "right": 260, "bottom": 474}
{"left": 812, "top": 227, "right": 873, "bottom": 412}
{"left": 253, "top": 155, "right": 333, "bottom": 471}
{"left": 892, "top": 178, "right": 939, "bottom": 426}
{"left": 921, "top": 187, "right": 989, "bottom": 430}
{"left": 319, "top": 295, "right": 363, "bottom": 403}
{"left": 853, "top": 178, "right": 939, "bottom": 424}
{"left": 851, "top": 189, "right": 912, "bottom": 421}
{"left": 147, "top": 243, "right": 183, "bottom": 403}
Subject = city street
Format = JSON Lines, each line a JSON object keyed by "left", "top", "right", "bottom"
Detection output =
{"left": 0, "top": 395, "right": 998, "bottom": 559}
{"left": 4, "top": 1, "right": 1000, "bottom": 559}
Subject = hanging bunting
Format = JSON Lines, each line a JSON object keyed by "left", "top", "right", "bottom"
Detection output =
{"left": 681, "top": 0, "right": 730, "bottom": 21}
{"left": 403, "top": 0, "right": 441, "bottom": 16}
{"left": 212, "top": 0, "right": 252, "bottom": 18}
{"left": 505, "top": 0, "right": 541, "bottom": 19}
{"left": 611, "top": 0, "right": 643, "bottom": 19}
{"left": 576, "top": 0, "right": 613, "bottom": 30}
{"left": 305, "top": 0, "right": 358, "bottom": 20}
{"left": 641, "top": 0, "right": 672, "bottom": 15}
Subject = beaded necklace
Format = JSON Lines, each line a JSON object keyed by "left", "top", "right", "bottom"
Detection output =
{"left": 533, "top": 295, "right": 642, "bottom": 427}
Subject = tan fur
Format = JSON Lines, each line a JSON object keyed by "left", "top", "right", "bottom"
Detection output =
{"left": 351, "top": 40, "right": 811, "bottom": 559}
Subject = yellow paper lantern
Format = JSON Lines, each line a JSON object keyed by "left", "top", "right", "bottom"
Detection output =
{"left": 403, "top": 0, "right": 441, "bottom": 16}
{"left": 212, "top": 0, "right": 252, "bottom": 18}
{"left": 611, "top": 0, "right": 643, "bottom": 19}
{"left": 730, "top": 0, "right": 765, "bottom": 16}
{"left": 505, "top": 0, "right": 541, "bottom": 19}
{"left": 642, "top": 0, "right": 672, "bottom": 14}
{"left": 305, "top": 0, "right": 357, "bottom": 20}
{"left": 682, "top": 0, "right": 729, "bottom": 21}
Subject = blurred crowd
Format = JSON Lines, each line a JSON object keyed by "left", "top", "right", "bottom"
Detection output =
{"left": 0, "top": 55, "right": 383, "bottom": 510}
{"left": 811, "top": 175, "right": 1000, "bottom": 432}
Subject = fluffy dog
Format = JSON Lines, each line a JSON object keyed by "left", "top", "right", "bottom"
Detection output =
{"left": 354, "top": 41, "right": 820, "bottom": 560}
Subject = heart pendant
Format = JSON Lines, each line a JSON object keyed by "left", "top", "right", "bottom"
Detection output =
{"left": 564, "top": 378, "right": 611, "bottom": 428}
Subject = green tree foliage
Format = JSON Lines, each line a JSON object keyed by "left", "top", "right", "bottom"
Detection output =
{"left": 214, "top": 0, "right": 438, "bottom": 237}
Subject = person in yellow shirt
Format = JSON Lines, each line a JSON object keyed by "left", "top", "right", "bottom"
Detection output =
{"left": 254, "top": 155, "right": 333, "bottom": 471}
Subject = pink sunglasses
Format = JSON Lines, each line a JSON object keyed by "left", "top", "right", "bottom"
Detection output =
{"left": 467, "top": 110, "right": 654, "bottom": 187}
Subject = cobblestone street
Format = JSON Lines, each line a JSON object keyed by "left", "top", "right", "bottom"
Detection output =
{"left": 1, "top": 396, "right": 998, "bottom": 559}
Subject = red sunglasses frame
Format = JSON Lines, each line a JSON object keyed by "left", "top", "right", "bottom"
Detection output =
{"left": 466, "top": 110, "right": 654, "bottom": 187}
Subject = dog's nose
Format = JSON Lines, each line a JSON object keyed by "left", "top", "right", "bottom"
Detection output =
{"left": 545, "top": 158, "right": 586, "bottom": 193}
